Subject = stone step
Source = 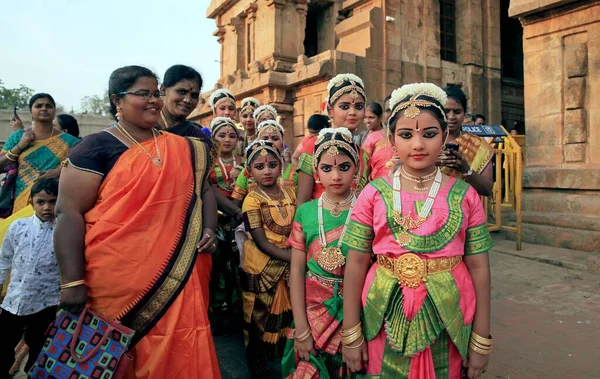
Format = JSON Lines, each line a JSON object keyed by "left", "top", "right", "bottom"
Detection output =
{"left": 522, "top": 211, "right": 600, "bottom": 232}
{"left": 504, "top": 223, "right": 600, "bottom": 252}
{"left": 521, "top": 189, "right": 600, "bottom": 215}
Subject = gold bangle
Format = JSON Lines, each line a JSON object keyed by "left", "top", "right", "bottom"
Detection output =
{"left": 341, "top": 329, "right": 363, "bottom": 346}
{"left": 6, "top": 151, "right": 19, "bottom": 161}
{"left": 344, "top": 335, "right": 365, "bottom": 349}
{"left": 470, "top": 332, "right": 492, "bottom": 346}
{"left": 469, "top": 339, "right": 492, "bottom": 350}
{"left": 294, "top": 327, "right": 312, "bottom": 342}
{"left": 469, "top": 342, "right": 492, "bottom": 355}
{"left": 60, "top": 279, "right": 86, "bottom": 290}
{"left": 341, "top": 322, "right": 362, "bottom": 337}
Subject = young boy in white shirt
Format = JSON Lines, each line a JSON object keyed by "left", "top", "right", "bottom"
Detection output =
{"left": 0, "top": 178, "right": 60, "bottom": 377}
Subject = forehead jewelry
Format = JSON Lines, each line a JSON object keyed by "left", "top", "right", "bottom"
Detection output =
{"left": 349, "top": 81, "right": 359, "bottom": 99}
{"left": 327, "top": 145, "right": 340, "bottom": 157}
{"left": 260, "top": 148, "right": 269, "bottom": 157}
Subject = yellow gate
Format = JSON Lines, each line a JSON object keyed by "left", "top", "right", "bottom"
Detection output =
{"left": 484, "top": 127, "right": 523, "bottom": 250}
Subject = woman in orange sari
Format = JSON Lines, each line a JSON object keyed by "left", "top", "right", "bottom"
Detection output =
{"left": 54, "top": 65, "right": 220, "bottom": 379}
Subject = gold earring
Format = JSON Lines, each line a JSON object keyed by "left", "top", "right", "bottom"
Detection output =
{"left": 116, "top": 108, "right": 122, "bottom": 121}
{"left": 386, "top": 146, "right": 400, "bottom": 169}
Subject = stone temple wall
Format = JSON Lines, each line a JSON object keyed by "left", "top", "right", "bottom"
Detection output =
{"left": 510, "top": 0, "right": 600, "bottom": 251}
{"left": 199, "top": 0, "right": 509, "bottom": 149}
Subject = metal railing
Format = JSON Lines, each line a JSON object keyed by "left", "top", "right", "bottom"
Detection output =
{"left": 484, "top": 127, "right": 523, "bottom": 250}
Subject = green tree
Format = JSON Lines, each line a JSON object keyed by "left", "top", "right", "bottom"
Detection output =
{"left": 0, "top": 79, "right": 35, "bottom": 109}
{"left": 80, "top": 92, "right": 110, "bottom": 115}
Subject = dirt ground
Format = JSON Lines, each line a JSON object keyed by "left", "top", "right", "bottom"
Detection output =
{"left": 12, "top": 236, "right": 600, "bottom": 379}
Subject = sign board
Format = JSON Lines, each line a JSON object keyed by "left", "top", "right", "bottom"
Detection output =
{"left": 461, "top": 125, "right": 507, "bottom": 137}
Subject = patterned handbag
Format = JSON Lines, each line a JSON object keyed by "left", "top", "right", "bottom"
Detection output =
{"left": 28, "top": 307, "right": 135, "bottom": 379}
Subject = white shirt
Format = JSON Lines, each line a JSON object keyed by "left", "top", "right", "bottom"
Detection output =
{"left": 0, "top": 214, "right": 60, "bottom": 315}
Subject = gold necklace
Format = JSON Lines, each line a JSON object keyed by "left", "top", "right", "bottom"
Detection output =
{"left": 259, "top": 186, "right": 292, "bottom": 224}
{"left": 317, "top": 194, "right": 356, "bottom": 271}
{"left": 322, "top": 191, "right": 354, "bottom": 218}
{"left": 160, "top": 111, "right": 170, "bottom": 128}
{"left": 393, "top": 168, "right": 442, "bottom": 246}
{"left": 116, "top": 123, "right": 163, "bottom": 167}
{"left": 400, "top": 165, "right": 437, "bottom": 191}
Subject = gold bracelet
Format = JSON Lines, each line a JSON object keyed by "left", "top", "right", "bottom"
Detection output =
{"left": 294, "top": 327, "right": 312, "bottom": 342}
{"left": 469, "top": 342, "right": 492, "bottom": 355}
{"left": 341, "top": 329, "right": 363, "bottom": 346}
{"left": 341, "top": 322, "right": 362, "bottom": 337}
{"left": 5, "top": 151, "right": 19, "bottom": 161}
{"left": 469, "top": 339, "right": 492, "bottom": 351}
{"left": 60, "top": 280, "right": 86, "bottom": 290}
{"left": 344, "top": 335, "right": 365, "bottom": 349}
{"left": 470, "top": 332, "right": 493, "bottom": 346}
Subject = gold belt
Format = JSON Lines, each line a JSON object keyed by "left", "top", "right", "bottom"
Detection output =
{"left": 377, "top": 253, "right": 462, "bottom": 288}
{"left": 307, "top": 270, "right": 343, "bottom": 288}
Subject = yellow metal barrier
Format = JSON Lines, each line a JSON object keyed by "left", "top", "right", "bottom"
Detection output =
{"left": 484, "top": 127, "right": 523, "bottom": 250}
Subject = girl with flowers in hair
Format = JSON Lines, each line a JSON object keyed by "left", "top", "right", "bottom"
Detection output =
{"left": 209, "top": 88, "right": 237, "bottom": 119}
{"left": 296, "top": 73, "right": 371, "bottom": 206}
{"left": 232, "top": 119, "right": 297, "bottom": 204}
{"left": 240, "top": 140, "right": 295, "bottom": 377}
{"left": 239, "top": 97, "right": 261, "bottom": 152}
{"left": 208, "top": 117, "right": 244, "bottom": 335}
{"left": 282, "top": 127, "right": 360, "bottom": 378}
{"left": 342, "top": 83, "right": 493, "bottom": 379}
{"left": 254, "top": 104, "right": 278, "bottom": 125}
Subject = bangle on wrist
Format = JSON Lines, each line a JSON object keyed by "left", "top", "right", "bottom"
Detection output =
{"left": 60, "top": 279, "right": 86, "bottom": 290}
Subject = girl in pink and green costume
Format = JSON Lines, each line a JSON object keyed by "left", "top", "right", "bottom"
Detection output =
{"left": 341, "top": 83, "right": 494, "bottom": 379}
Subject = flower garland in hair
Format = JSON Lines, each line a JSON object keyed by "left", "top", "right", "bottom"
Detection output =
{"left": 210, "top": 117, "right": 238, "bottom": 136}
{"left": 209, "top": 88, "right": 236, "bottom": 110}
{"left": 327, "top": 73, "right": 365, "bottom": 93}
{"left": 240, "top": 97, "right": 260, "bottom": 114}
{"left": 326, "top": 73, "right": 367, "bottom": 106}
{"left": 245, "top": 139, "right": 282, "bottom": 166}
{"left": 313, "top": 127, "right": 359, "bottom": 172}
{"left": 253, "top": 104, "right": 278, "bottom": 121}
{"left": 257, "top": 119, "right": 285, "bottom": 138}
{"left": 389, "top": 83, "right": 447, "bottom": 110}
{"left": 388, "top": 83, "right": 448, "bottom": 123}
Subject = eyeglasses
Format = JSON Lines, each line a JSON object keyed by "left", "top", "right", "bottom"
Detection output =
{"left": 117, "top": 90, "right": 164, "bottom": 100}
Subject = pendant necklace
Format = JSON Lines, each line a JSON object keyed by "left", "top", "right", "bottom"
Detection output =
{"left": 259, "top": 186, "right": 292, "bottom": 224}
{"left": 116, "top": 123, "right": 163, "bottom": 167}
{"left": 317, "top": 193, "right": 356, "bottom": 271}
{"left": 393, "top": 167, "right": 442, "bottom": 246}
{"left": 400, "top": 165, "right": 437, "bottom": 191}
{"left": 322, "top": 191, "right": 354, "bottom": 218}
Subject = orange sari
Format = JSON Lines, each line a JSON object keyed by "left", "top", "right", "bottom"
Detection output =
{"left": 83, "top": 133, "right": 220, "bottom": 379}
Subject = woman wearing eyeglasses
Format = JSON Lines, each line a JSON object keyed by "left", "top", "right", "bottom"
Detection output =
{"left": 54, "top": 65, "right": 221, "bottom": 379}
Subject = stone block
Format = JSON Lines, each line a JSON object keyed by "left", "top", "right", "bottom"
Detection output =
{"left": 523, "top": 167, "right": 600, "bottom": 190}
{"left": 563, "top": 143, "right": 586, "bottom": 163}
{"left": 524, "top": 82, "right": 562, "bottom": 118}
{"left": 525, "top": 113, "right": 562, "bottom": 147}
{"left": 524, "top": 47, "right": 562, "bottom": 85}
{"left": 565, "top": 42, "right": 588, "bottom": 78}
{"left": 586, "top": 251, "right": 600, "bottom": 274}
{"left": 526, "top": 145, "right": 563, "bottom": 166}
{"left": 564, "top": 109, "right": 587, "bottom": 143}
{"left": 564, "top": 77, "right": 586, "bottom": 110}
{"left": 518, "top": 223, "right": 600, "bottom": 252}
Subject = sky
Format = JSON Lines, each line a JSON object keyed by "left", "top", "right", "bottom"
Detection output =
{"left": 0, "top": 0, "right": 221, "bottom": 112}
